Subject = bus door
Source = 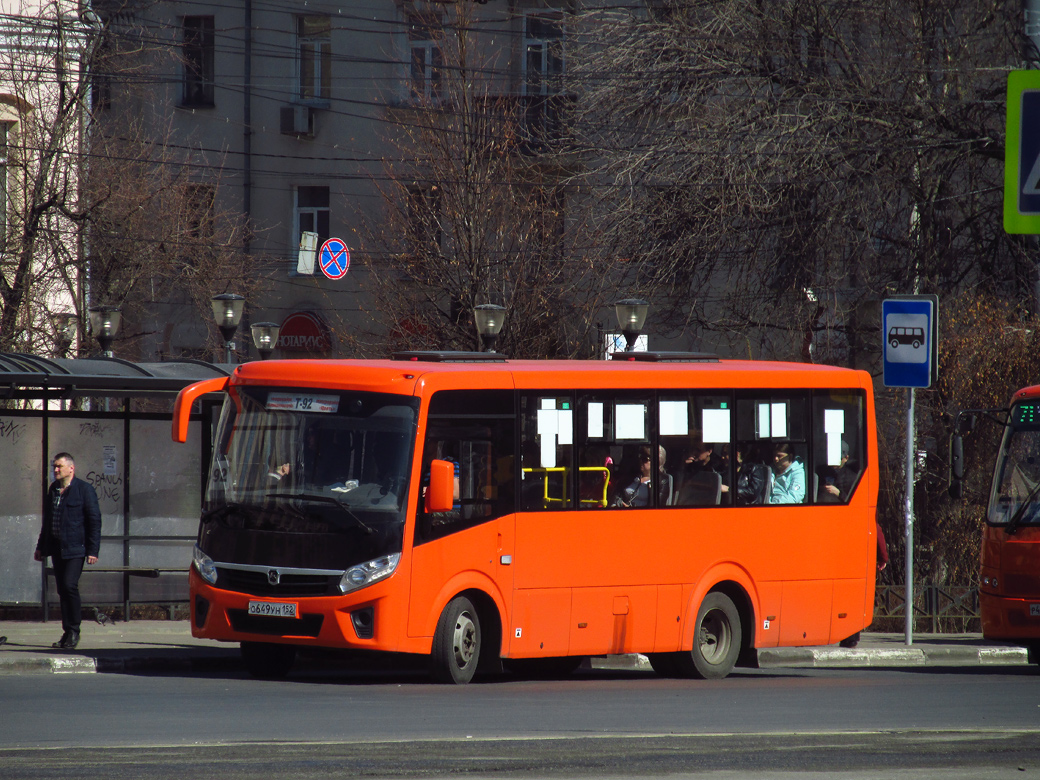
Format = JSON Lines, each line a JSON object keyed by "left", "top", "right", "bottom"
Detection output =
{"left": 408, "top": 390, "right": 517, "bottom": 645}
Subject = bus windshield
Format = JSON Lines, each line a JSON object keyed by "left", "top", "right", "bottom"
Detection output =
{"left": 989, "top": 417, "right": 1040, "bottom": 527}
{"left": 202, "top": 386, "right": 419, "bottom": 568}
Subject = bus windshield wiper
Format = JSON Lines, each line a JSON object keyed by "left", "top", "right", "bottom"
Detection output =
{"left": 201, "top": 502, "right": 244, "bottom": 525}
{"left": 1007, "top": 479, "right": 1040, "bottom": 534}
{"left": 266, "top": 492, "right": 375, "bottom": 534}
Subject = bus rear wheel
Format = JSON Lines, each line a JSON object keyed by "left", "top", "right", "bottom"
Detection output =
{"left": 241, "top": 641, "right": 296, "bottom": 679}
{"left": 431, "top": 595, "right": 481, "bottom": 684}
{"left": 677, "top": 592, "right": 741, "bottom": 680}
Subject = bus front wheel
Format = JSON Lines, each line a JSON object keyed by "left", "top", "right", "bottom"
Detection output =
{"left": 431, "top": 595, "right": 481, "bottom": 684}
{"left": 241, "top": 641, "right": 296, "bottom": 679}
{"left": 678, "top": 592, "right": 742, "bottom": 680}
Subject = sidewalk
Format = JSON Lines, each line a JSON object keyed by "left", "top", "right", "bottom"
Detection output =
{"left": 0, "top": 621, "right": 1031, "bottom": 675}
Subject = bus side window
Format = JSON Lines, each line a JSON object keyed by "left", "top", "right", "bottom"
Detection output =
{"left": 520, "top": 394, "right": 574, "bottom": 511}
{"left": 415, "top": 390, "right": 515, "bottom": 544}
{"left": 735, "top": 393, "right": 809, "bottom": 505}
{"left": 813, "top": 390, "right": 866, "bottom": 505}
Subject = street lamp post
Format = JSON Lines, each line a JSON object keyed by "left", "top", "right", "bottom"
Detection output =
{"left": 474, "top": 303, "right": 506, "bottom": 353}
{"left": 250, "top": 321, "right": 280, "bottom": 360}
{"left": 211, "top": 294, "right": 246, "bottom": 364}
{"left": 614, "top": 298, "right": 649, "bottom": 352}
{"left": 88, "top": 305, "right": 121, "bottom": 358}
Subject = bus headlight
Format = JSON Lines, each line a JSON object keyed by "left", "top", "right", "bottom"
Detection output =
{"left": 339, "top": 553, "right": 401, "bottom": 594}
{"left": 193, "top": 545, "right": 218, "bottom": 585}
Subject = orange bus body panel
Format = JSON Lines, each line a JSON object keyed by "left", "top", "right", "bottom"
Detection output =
{"left": 178, "top": 357, "right": 878, "bottom": 664}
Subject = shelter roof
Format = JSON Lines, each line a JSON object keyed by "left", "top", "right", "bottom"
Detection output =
{"left": 0, "top": 353, "right": 231, "bottom": 400}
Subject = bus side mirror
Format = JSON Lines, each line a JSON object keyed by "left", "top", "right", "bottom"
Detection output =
{"left": 949, "top": 435, "right": 964, "bottom": 499}
{"left": 425, "top": 459, "right": 455, "bottom": 514}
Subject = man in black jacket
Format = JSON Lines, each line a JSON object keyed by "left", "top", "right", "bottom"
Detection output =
{"left": 34, "top": 452, "right": 102, "bottom": 649}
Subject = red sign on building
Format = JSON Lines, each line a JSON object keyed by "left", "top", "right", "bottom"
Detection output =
{"left": 277, "top": 311, "right": 332, "bottom": 354}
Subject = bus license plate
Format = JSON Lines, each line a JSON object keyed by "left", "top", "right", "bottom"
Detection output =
{"left": 1031, "top": 604, "right": 1040, "bottom": 617}
{"left": 248, "top": 601, "right": 298, "bottom": 618}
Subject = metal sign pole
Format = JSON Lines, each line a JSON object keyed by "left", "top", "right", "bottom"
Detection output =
{"left": 904, "top": 387, "right": 916, "bottom": 645}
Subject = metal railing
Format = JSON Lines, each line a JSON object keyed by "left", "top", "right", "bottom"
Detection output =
{"left": 873, "top": 584, "right": 980, "bottom": 633}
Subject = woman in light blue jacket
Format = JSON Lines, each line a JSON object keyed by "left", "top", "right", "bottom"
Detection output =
{"left": 769, "top": 442, "right": 805, "bottom": 504}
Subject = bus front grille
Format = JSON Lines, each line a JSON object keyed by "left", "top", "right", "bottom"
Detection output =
{"left": 217, "top": 568, "right": 338, "bottom": 597}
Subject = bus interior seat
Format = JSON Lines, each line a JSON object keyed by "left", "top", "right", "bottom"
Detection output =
{"left": 672, "top": 471, "right": 721, "bottom": 506}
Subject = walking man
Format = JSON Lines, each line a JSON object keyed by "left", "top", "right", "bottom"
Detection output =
{"left": 33, "top": 453, "right": 101, "bottom": 649}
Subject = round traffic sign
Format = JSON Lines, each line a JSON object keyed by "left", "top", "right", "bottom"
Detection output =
{"left": 318, "top": 238, "right": 350, "bottom": 280}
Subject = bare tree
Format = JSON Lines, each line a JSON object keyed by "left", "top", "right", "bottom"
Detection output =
{"left": 565, "top": 0, "right": 1022, "bottom": 363}
{"left": 0, "top": 1, "right": 267, "bottom": 359}
{"left": 360, "top": 1, "right": 608, "bottom": 359}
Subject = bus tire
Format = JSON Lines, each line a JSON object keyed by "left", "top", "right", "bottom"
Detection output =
{"left": 241, "top": 641, "right": 296, "bottom": 679}
{"left": 679, "top": 591, "right": 742, "bottom": 680}
{"left": 431, "top": 595, "right": 481, "bottom": 684}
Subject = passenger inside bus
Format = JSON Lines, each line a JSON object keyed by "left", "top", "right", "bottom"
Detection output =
{"left": 673, "top": 439, "right": 727, "bottom": 506}
{"left": 768, "top": 441, "right": 806, "bottom": 504}
{"left": 615, "top": 445, "right": 671, "bottom": 507}
{"left": 734, "top": 442, "right": 770, "bottom": 505}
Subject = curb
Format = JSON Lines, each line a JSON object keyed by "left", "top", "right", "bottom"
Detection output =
{"left": 755, "top": 645, "right": 1030, "bottom": 668}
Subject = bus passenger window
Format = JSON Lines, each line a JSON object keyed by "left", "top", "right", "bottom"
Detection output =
{"left": 735, "top": 393, "right": 809, "bottom": 506}
{"left": 663, "top": 394, "right": 732, "bottom": 508}
{"left": 813, "top": 390, "right": 866, "bottom": 504}
{"left": 520, "top": 395, "right": 574, "bottom": 511}
{"left": 415, "top": 390, "right": 515, "bottom": 544}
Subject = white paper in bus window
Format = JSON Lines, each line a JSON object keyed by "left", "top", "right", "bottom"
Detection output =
{"left": 771, "top": 402, "right": 788, "bottom": 438}
{"left": 659, "top": 401, "right": 688, "bottom": 436}
{"left": 587, "top": 402, "right": 604, "bottom": 439}
{"left": 757, "top": 403, "right": 770, "bottom": 439}
{"left": 558, "top": 409, "right": 573, "bottom": 445}
{"left": 702, "top": 408, "right": 730, "bottom": 444}
{"left": 615, "top": 404, "right": 646, "bottom": 440}
{"left": 825, "top": 409, "right": 845, "bottom": 465}
{"left": 541, "top": 434, "right": 556, "bottom": 468}
{"left": 537, "top": 408, "right": 558, "bottom": 437}
{"left": 541, "top": 398, "right": 556, "bottom": 409}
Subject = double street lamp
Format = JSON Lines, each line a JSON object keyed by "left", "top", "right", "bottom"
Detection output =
{"left": 250, "top": 322, "right": 280, "bottom": 360}
{"left": 88, "top": 305, "right": 121, "bottom": 358}
{"left": 614, "top": 298, "right": 649, "bottom": 352}
{"left": 474, "top": 303, "right": 506, "bottom": 353}
{"left": 211, "top": 294, "right": 245, "bottom": 364}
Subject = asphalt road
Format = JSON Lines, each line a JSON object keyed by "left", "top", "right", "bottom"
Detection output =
{"left": 2, "top": 665, "right": 1039, "bottom": 778}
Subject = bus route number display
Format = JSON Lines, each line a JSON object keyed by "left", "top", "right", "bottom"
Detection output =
{"left": 266, "top": 393, "right": 340, "bottom": 413}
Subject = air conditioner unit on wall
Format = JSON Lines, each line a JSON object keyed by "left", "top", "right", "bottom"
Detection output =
{"left": 280, "top": 105, "right": 312, "bottom": 136}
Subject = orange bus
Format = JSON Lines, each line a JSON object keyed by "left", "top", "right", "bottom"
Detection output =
{"left": 172, "top": 351, "right": 879, "bottom": 683}
{"left": 951, "top": 386, "right": 1040, "bottom": 655}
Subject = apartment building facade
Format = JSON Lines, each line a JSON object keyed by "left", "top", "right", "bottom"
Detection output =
{"left": 96, "top": 0, "right": 569, "bottom": 361}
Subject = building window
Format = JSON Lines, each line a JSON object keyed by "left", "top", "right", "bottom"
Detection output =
{"left": 522, "top": 12, "right": 563, "bottom": 97}
{"left": 408, "top": 13, "right": 442, "bottom": 102}
{"left": 294, "top": 186, "right": 329, "bottom": 271}
{"left": 182, "top": 16, "right": 215, "bottom": 107}
{"left": 298, "top": 15, "right": 331, "bottom": 103}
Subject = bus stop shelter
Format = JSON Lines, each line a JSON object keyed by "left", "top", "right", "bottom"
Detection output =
{"left": 0, "top": 353, "right": 228, "bottom": 619}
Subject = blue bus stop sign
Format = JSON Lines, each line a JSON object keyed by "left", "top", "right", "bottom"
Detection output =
{"left": 882, "top": 295, "right": 938, "bottom": 388}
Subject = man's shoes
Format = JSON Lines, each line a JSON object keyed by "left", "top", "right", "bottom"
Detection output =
{"left": 52, "top": 630, "right": 80, "bottom": 649}
{"left": 839, "top": 633, "right": 860, "bottom": 649}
